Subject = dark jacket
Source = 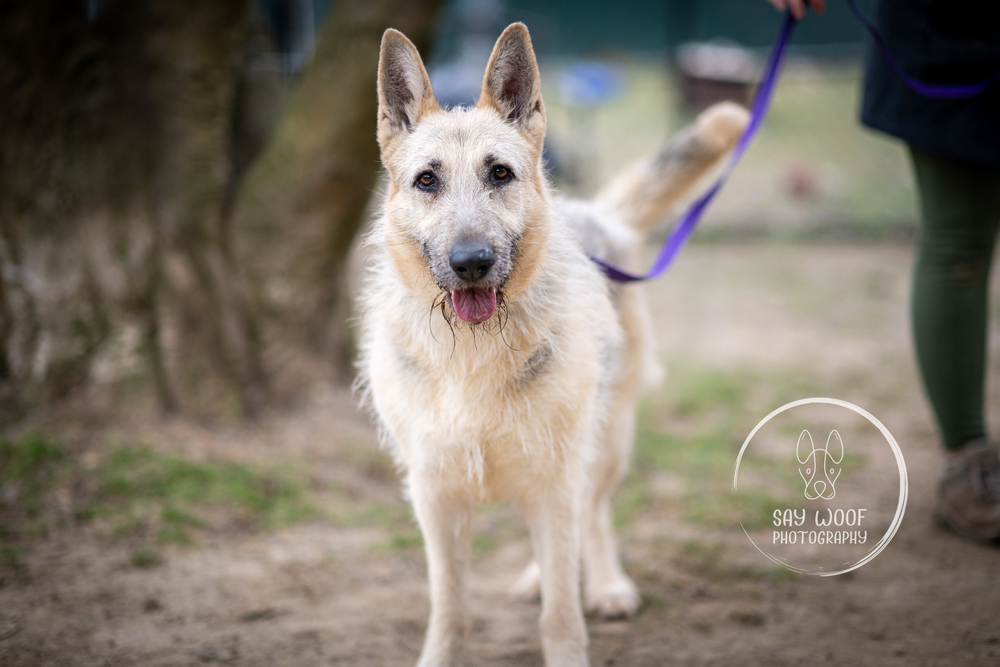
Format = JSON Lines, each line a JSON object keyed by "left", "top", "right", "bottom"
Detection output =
{"left": 861, "top": 0, "right": 1000, "bottom": 172}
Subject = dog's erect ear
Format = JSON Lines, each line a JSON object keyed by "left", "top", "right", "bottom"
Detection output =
{"left": 825, "top": 430, "right": 844, "bottom": 465}
{"left": 377, "top": 29, "right": 438, "bottom": 153}
{"left": 796, "top": 430, "right": 815, "bottom": 465}
{"left": 479, "top": 23, "right": 545, "bottom": 147}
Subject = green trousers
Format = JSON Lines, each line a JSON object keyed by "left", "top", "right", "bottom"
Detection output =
{"left": 910, "top": 146, "right": 1000, "bottom": 451}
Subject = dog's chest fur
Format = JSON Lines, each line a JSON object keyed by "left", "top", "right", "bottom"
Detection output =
{"left": 360, "top": 223, "right": 622, "bottom": 498}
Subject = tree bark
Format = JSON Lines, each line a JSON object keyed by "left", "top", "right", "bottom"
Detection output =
{"left": 0, "top": 0, "right": 260, "bottom": 420}
{"left": 137, "top": 0, "right": 265, "bottom": 415}
{"left": 235, "top": 0, "right": 443, "bottom": 382}
{"left": 0, "top": 0, "right": 443, "bottom": 422}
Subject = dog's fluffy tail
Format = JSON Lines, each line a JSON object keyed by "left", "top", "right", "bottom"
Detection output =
{"left": 594, "top": 102, "right": 749, "bottom": 237}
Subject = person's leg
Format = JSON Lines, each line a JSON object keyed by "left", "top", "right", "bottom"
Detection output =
{"left": 909, "top": 145, "right": 1000, "bottom": 539}
{"left": 910, "top": 146, "right": 1000, "bottom": 450}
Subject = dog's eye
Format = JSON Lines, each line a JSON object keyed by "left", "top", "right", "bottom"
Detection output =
{"left": 415, "top": 171, "right": 437, "bottom": 191}
{"left": 490, "top": 165, "right": 513, "bottom": 185}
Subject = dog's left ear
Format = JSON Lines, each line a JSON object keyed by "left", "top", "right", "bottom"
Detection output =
{"left": 479, "top": 23, "right": 545, "bottom": 150}
{"left": 796, "top": 429, "right": 815, "bottom": 465}
{"left": 825, "top": 430, "right": 844, "bottom": 465}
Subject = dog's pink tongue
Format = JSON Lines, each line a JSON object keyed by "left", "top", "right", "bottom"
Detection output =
{"left": 451, "top": 287, "right": 497, "bottom": 323}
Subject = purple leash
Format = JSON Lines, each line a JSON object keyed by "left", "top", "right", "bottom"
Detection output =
{"left": 593, "top": 2, "right": 1000, "bottom": 284}
{"left": 591, "top": 11, "right": 799, "bottom": 283}
{"left": 845, "top": 0, "right": 1000, "bottom": 99}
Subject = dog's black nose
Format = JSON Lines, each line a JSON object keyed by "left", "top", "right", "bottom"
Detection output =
{"left": 449, "top": 240, "right": 495, "bottom": 282}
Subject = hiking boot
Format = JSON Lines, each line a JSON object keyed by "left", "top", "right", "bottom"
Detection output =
{"left": 937, "top": 440, "right": 1000, "bottom": 541}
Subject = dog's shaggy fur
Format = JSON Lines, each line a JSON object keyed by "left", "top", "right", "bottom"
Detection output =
{"left": 356, "top": 23, "right": 748, "bottom": 667}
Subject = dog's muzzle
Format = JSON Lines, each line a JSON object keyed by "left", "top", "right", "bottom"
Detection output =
{"left": 449, "top": 240, "right": 496, "bottom": 283}
{"left": 447, "top": 240, "right": 499, "bottom": 323}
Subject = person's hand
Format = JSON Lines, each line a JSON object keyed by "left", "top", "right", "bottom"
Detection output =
{"left": 766, "top": 0, "right": 826, "bottom": 20}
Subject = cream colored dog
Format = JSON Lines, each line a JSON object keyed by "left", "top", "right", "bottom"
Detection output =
{"left": 357, "top": 22, "right": 747, "bottom": 667}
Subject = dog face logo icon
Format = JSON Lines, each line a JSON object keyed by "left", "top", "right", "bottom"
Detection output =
{"left": 796, "top": 430, "right": 843, "bottom": 500}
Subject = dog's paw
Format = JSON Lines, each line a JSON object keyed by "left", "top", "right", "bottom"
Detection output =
{"left": 509, "top": 561, "right": 541, "bottom": 602}
{"left": 585, "top": 576, "right": 640, "bottom": 620}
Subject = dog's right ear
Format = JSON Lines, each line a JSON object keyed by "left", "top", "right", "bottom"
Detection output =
{"left": 796, "top": 429, "right": 815, "bottom": 465}
{"left": 377, "top": 29, "right": 438, "bottom": 155}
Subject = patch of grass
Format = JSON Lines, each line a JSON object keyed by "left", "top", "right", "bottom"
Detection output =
{"left": 760, "top": 367, "right": 832, "bottom": 410}
{"left": 0, "top": 433, "right": 65, "bottom": 518}
{"left": 0, "top": 433, "right": 71, "bottom": 573}
{"left": 0, "top": 439, "right": 322, "bottom": 565}
{"left": 329, "top": 500, "right": 411, "bottom": 531}
{"left": 160, "top": 505, "right": 206, "bottom": 530}
{"left": 612, "top": 474, "right": 653, "bottom": 528}
{"left": 472, "top": 533, "right": 498, "bottom": 553}
{"left": 0, "top": 432, "right": 63, "bottom": 479}
{"left": 473, "top": 504, "right": 528, "bottom": 553}
{"left": 669, "top": 368, "right": 750, "bottom": 417}
{"left": 86, "top": 444, "right": 318, "bottom": 541}
{"left": 370, "top": 529, "right": 423, "bottom": 552}
{"left": 639, "top": 591, "right": 669, "bottom": 612}
{"left": 58, "top": 443, "right": 322, "bottom": 564}
{"left": 0, "top": 545, "right": 22, "bottom": 569}
{"left": 130, "top": 546, "right": 163, "bottom": 568}
{"left": 334, "top": 498, "right": 520, "bottom": 554}
{"left": 79, "top": 444, "right": 321, "bottom": 563}
{"left": 390, "top": 530, "right": 422, "bottom": 550}
{"left": 155, "top": 520, "right": 195, "bottom": 546}
{"left": 625, "top": 420, "right": 798, "bottom": 530}
{"left": 629, "top": 425, "right": 735, "bottom": 481}
{"left": 687, "top": 488, "right": 795, "bottom": 530}
{"left": 619, "top": 361, "right": 810, "bottom": 535}
{"left": 0, "top": 543, "right": 28, "bottom": 583}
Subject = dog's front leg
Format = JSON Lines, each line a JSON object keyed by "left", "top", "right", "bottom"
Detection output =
{"left": 527, "top": 471, "right": 590, "bottom": 667}
{"left": 409, "top": 473, "right": 474, "bottom": 667}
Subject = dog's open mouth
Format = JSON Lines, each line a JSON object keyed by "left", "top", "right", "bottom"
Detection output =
{"left": 451, "top": 287, "right": 497, "bottom": 323}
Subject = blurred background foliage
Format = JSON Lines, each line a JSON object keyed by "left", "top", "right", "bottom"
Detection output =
{"left": 0, "top": 0, "right": 908, "bottom": 425}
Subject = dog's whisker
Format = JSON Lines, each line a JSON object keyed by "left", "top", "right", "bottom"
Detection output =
{"left": 496, "top": 293, "right": 517, "bottom": 351}
{"left": 427, "top": 294, "right": 444, "bottom": 345}
{"left": 431, "top": 293, "right": 459, "bottom": 358}
{"left": 445, "top": 307, "right": 457, "bottom": 359}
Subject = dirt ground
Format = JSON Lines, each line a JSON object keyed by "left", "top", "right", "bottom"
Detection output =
{"left": 2, "top": 243, "right": 1000, "bottom": 667}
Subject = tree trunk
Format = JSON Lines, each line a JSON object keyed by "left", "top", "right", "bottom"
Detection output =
{"left": 235, "top": 0, "right": 443, "bottom": 383}
{"left": 0, "top": 0, "right": 443, "bottom": 422}
{"left": 0, "top": 0, "right": 260, "bottom": 420}
{"left": 137, "top": 0, "right": 266, "bottom": 415}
